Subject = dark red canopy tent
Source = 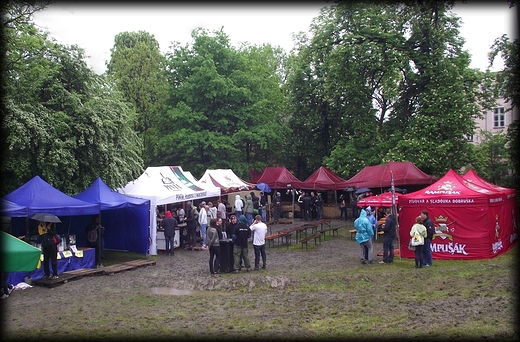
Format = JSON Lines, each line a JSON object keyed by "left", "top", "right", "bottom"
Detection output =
{"left": 296, "top": 166, "right": 350, "bottom": 190}
{"left": 254, "top": 167, "right": 302, "bottom": 189}
{"left": 344, "top": 161, "right": 435, "bottom": 189}
{"left": 398, "top": 169, "right": 516, "bottom": 260}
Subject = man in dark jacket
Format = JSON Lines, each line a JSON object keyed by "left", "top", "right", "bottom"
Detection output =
{"left": 379, "top": 208, "right": 397, "bottom": 264}
{"left": 302, "top": 192, "right": 312, "bottom": 221}
{"left": 232, "top": 215, "right": 251, "bottom": 272}
{"left": 185, "top": 201, "right": 197, "bottom": 250}
{"left": 420, "top": 210, "right": 435, "bottom": 267}
{"left": 161, "top": 210, "right": 178, "bottom": 256}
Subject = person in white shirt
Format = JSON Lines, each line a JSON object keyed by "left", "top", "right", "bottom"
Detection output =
{"left": 249, "top": 215, "right": 268, "bottom": 270}
{"left": 198, "top": 202, "right": 208, "bottom": 248}
{"left": 234, "top": 194, "right": 244, "bottom": 218}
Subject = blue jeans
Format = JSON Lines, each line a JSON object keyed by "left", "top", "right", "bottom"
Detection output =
{"left": 246, "top": 213, "right": 253, "bottom": 226}
{"left": 317, "top": 206, "right": 322, "bottom": 220}
{"left": 340, "top": 207, "right": 347, "bottom": 220}
{"left": 253, "top": 244, "right": 266, "bottom": 268}
{"left": 199, "top": 224, "right": 208, "bottom": 246}
{"left": 260, "top": 206, "right": 266, "bottom": 222}
{"left": 382, "top": 237, "right": 394, "bottom": 263}
{"left": 422, "top": 238, "right": 433, "bottom": 266}
{"left": 209, "top": 245, "right": 220, "bottom": 273}
{"left": 165, "top": 235, "right": 175, "bottom": 255}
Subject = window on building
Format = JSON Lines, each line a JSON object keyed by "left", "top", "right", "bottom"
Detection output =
{"left": 493, "top": 107, "right": 505, "bottom": 128}
{"left": 466, "top": 134, "right": 474, "bottom": 142}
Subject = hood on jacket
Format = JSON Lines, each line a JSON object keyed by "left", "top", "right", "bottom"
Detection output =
{"left": 164, "top": 211, "right": 172, "bottom": 218}
{"left": 246, "top": 195, "right": 251, "bottom": 200}
{"left": 236, "top": 195, "right": 241, "bottom": 199}
{"left": 238, "top": 215, "right": 247, "bottom": 225}
{"left": 366, "top": 206, "right": 372, "bottom": 214}
{"left": 358, "top": 209, "right": 368, "bottom": 219}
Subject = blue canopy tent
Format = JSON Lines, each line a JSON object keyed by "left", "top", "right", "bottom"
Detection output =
{"left": 3, "top": 176, "right": 100, "bottom": 216}
{"left": 73, "top": 177, "right": 150, "bottom": 254}
{"left": 1, "top": 199, "right": 28, "bottom": 217}
{"left": 3, "top": 175, "right": 100, "bottom": 246}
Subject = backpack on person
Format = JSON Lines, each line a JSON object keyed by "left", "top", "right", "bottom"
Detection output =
{"left": 87, "top": 228, "right": 98, "bottom": 244}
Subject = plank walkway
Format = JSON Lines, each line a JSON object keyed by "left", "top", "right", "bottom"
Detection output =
{"left": 31, "top": 259, "right": 156, "bottom": 288}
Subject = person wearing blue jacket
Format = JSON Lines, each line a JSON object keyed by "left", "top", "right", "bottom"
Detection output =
{"left": 366, "top": 206, "right": 377, "bottom": 235}
{"left": 362, "top": 206, "right": 377, "bottom": 259}
{"left": 354, "top": 209, "right": 375, "bottom": 264}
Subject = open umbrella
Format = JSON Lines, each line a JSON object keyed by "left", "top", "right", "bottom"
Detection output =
{"left": 256, "top": 182, "right": 272, "bottom": 193}
{"left": 355, "top": 187, "right": 371, "bottom": 195}
{"left": 386, "top": 187, "right": 405, "bottom": 193}
{"left": 0, "top": 230, "right": 41, "bottom": 272}
{"left": 30, "top": 212, "right": 61, "bottom": 223}
{"left": 344, "top": 186, "right": 356, "bottom": 192}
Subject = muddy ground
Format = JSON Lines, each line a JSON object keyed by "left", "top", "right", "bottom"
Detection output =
{"left": 2, "top": 218, "right": 517, "bottom": 341}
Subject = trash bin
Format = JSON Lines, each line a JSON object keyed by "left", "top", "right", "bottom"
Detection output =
{"left": 219, "top": 239, "right": 234, "bottom": 273}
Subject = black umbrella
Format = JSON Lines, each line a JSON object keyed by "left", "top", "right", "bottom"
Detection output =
{"left": 354, "top": 187, "right": 371, "bottom": 195}
{"left": 386, "top": 187, "right": 405, "bottom": 193}
{"left": 30, "top": 212, "right": 61, "bottom": 223}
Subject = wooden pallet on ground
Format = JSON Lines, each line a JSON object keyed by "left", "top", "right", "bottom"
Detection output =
{"left": 31, "top": 268, "right": 102, "bottom": 288}
{"left": 121, "top": 259, "right": 156, "bottom": 268}
{"left": 103, "top": 259, "right": 156, "bottom": 275}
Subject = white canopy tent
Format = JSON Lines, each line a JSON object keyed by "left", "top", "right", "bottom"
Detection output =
{"left": 199, "top": 169, "right": 255, "bottom": 194}
{"left": 118, "top": 166, "right": 220, "bottom": 255}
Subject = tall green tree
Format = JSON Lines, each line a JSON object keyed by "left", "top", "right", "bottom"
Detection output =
{"left": 466, "top": 130, "right": 511, "bottom": 185}
{"left": 489, "top": 28, "right": 519, "bottom": 188}
{"left": 106, "top": 31, "right": 168, "bottom": 164}
{"left": 286, "top": 1, "right": 485, "bottom": 179}
{"left": 1, "top": 2, "right": 143, "bottom": 194}
{"left": 157, "top": 28, "right": 286, "bottom": 179}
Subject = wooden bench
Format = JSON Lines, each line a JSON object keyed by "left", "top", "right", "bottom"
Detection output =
{"left": 313, "top": 219, "right": 332, "bottom": 231}
{"left": 265, "top": 233, "right": 281, "bottom": 248}
{"left": 265, "top": 231, "right": 292, "bottom": 249}
{"left": 319, "top": 226, "right": 340, "bottom": 238}
{"left": 299, "top": 232, "right": 322, "bottom": 250}
{"left": 349, "top": 229, "right": 357, "bottom": 240}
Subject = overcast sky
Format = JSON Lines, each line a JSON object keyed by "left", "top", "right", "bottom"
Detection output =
{"left": 32, "top": 2, "right": 517, "bottom": 75}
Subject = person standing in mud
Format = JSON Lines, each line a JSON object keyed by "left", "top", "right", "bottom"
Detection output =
{"left": 272, "top": 192, "right": 282, "bottom": 223}
{"left": 206, "top": 219, "right": 220, "bottom": 274}
{"left": 420, "top": 210, "right": 434, "bottom": 267}
{"left": 232, "top": 215, "right": 251, "bottom": 272}
{"left": 354, "top": 209, "right": 374, "bottom": 265}
{"left": 161, "top": 210, "right": 177, "bottom": 256}
{"left": 249, "top": 215, "right": 268, "bottom": 270}
{"left": 185, "top": 201, "right": 197, "bottom": 249}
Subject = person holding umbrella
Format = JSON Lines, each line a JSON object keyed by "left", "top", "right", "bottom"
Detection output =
{"left": 21, "top": 213, "right": 62, "bottom": 280}
{"left": 39, "top": 221, "right": 61, "bottom": 279}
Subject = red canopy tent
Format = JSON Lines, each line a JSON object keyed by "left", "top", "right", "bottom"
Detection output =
{"left": 463, "top": 169, "right": 516, "bottom": 198}
{"left": 357, "top": 192, "right": 399, "bottom": 207}
{"left": 398, "top": 169, "right": 516, "bottom": 260}
{"left": 295, "top": 166, "right": 350, "bottom": 190}
{"left": 344, "top": 161, "right": 435, "bottom": 189}
{"left": 254, "top": 167, "right": 302, "bottom": 189}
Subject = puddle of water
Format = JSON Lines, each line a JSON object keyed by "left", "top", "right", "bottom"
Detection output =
{"left": 148, "top": 287, "right": 231, "bottom": 296}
